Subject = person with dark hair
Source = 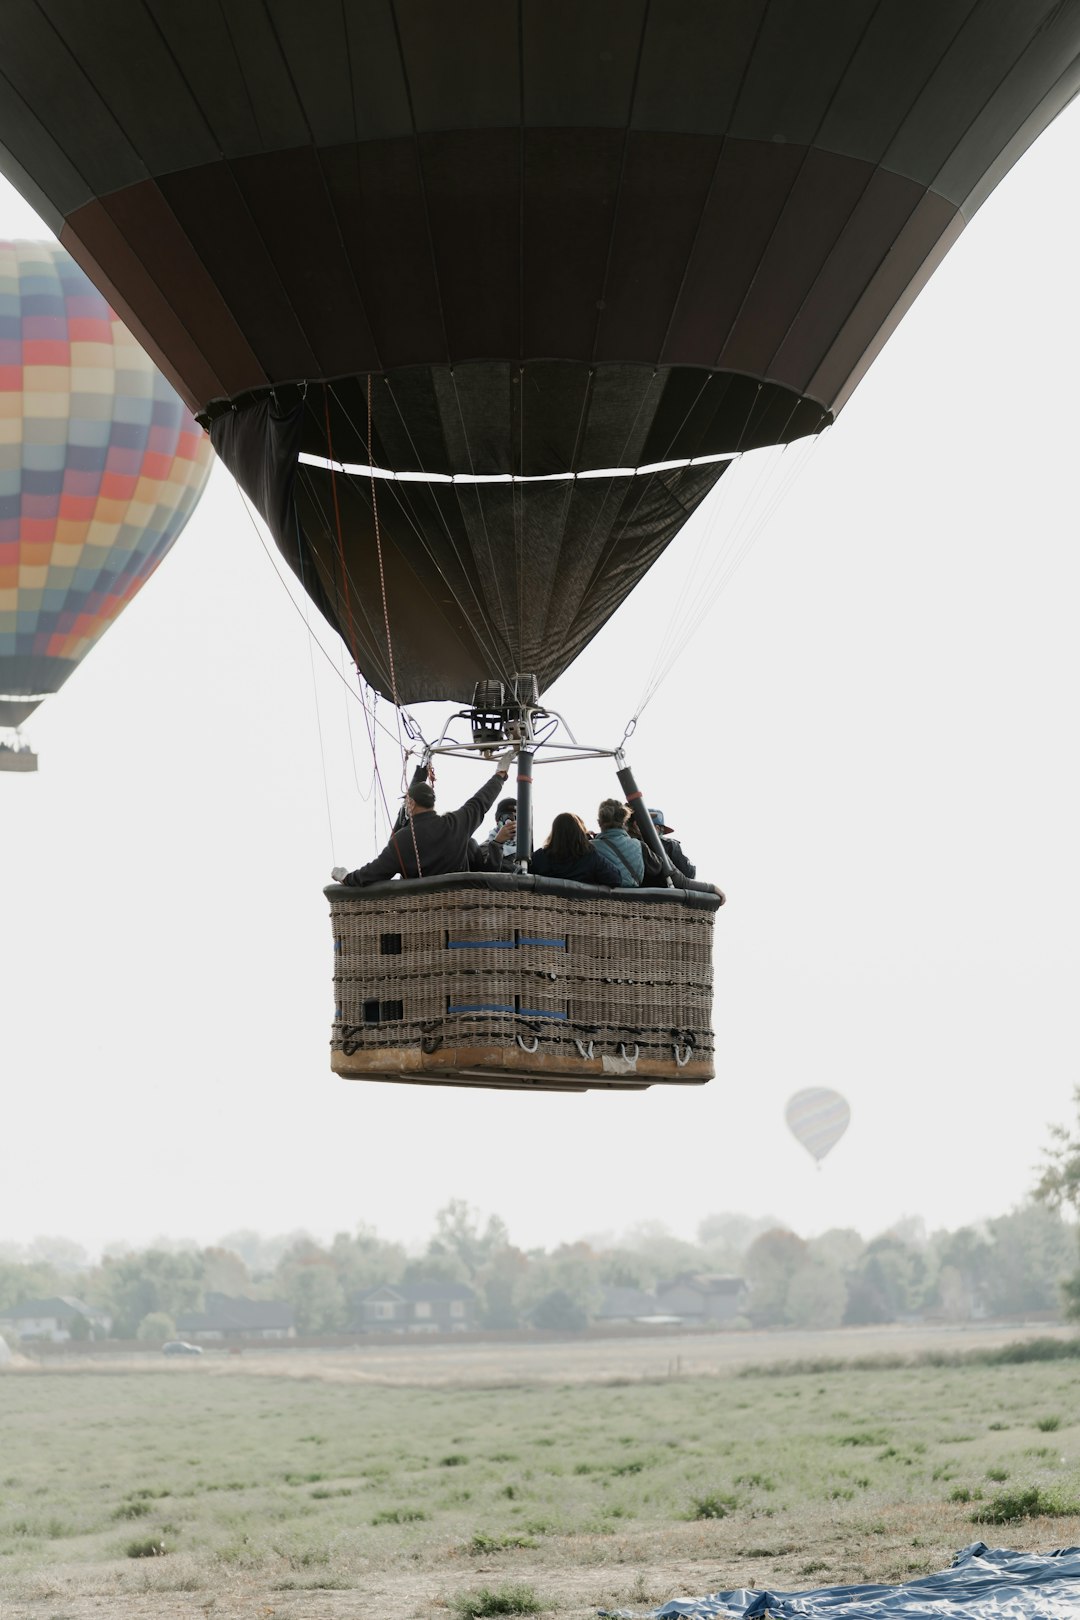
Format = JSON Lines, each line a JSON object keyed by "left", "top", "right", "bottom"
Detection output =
{"left": 530, "top": 813, "right": 620, "bottom": 887}
{"left": 481, "top": 796, "right": 518, "bottom": 871}
{"left": 332, "top": 749, "right": 515, "bottom": 885}
{"left": 593, "top": 798, "right": 643, "bottom": 886}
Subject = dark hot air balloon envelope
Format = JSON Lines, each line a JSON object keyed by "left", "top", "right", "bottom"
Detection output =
{"left": 0, "top": 2, "right": 1076, "bottom": 702}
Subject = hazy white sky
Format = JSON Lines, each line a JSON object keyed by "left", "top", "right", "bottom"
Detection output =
{"left": 3, "top": 102, "right": 1079, "bottom": 1262}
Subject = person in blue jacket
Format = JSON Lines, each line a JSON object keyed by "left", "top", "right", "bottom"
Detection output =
{"left": 593, "top": 798, "right": 643, "bottom": 886}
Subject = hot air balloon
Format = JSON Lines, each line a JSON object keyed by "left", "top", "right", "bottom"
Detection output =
{"left": 0, "top": 240, "right": 213, "bottom": 769}
{"left": 785, "top": 1089, "right": 852, "bottom": 1166}
{"left": 0, "top": 3, "right": 1074, "bottom": 1082}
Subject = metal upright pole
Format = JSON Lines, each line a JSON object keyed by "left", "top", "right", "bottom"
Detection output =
{"left": 515, "top": 747, "right": 535, "bottom": 872}
{"left": 616, "top": 754, "right": 674, "bottom": 883}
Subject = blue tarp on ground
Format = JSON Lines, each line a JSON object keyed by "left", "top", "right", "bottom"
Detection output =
{"left": 619, "top": 1544, "right": 1080, "bottom": 1619}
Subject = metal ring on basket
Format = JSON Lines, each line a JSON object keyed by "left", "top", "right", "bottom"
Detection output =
{"left": 516, "top": 1034, "right": 540, "bottom": 1053}
{"left": 421, "top": 1032, "right": 443, "bottom": 1055}
{"left": 673, "top": 1042, "right": 693, "bottom": 1067}
{"left": 574, "top": 1039, "right": 595, "bottom": 1060}
{"left": 618, "top": 1043, "right": 640, "bottom": 1063}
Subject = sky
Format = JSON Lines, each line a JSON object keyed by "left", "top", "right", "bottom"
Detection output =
{"left": 3, "top": 102, "right": 1080, "bottom": 1264}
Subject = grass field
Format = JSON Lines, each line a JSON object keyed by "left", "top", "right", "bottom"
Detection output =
{"left": 3, "top": 1333, "right": 1080, "bottom": 1619}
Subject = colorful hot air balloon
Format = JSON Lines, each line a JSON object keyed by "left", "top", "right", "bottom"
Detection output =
{"left": 785, "top": 1089, "right": 852, "bottom": 1166}
{"left": 0, "top": 240, "right": 213, "bottom": 753}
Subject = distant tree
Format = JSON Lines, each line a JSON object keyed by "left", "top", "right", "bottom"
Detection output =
{"left": 844, "top": 1236, "right": 923, "bottom": 1325}
{"left": 284, "top": 1269, "right": 346, "bottom": 1334}
{"left": 96, "top": 1249, "right": 204, "bottom": 1339}
{"left": 220, "top": 1228, "right": 316, "bottom": 1277}
{"left": 26, "top": 1235, "right": 89, "bottom": 1274}
{"left": 518, "top": 1242, "right": 603, "bottom": 1323}
{"left": 1033, "top": 1086, "right": 1080, "bottom": 1321}
{"left": 786, "top": 1260, "right": 847, "bottom": 1330}
{"left": 744, "top": 1229, "right": 809, "bottom": 1327}
{"left": 0, "top": 1259, "right": 61, "bottom": 1313}
{"left": 697, "top": 1212, "right": 781, "bottom": 1262}
{"left": 883, "top": 1216, "right": 928, "bottom": 1249}
{"left": 200, "top": 1247, "right": 250, "bottom": 1297}
{"left": 597, "top": 1247, "right": 658, "bottom": 1290}
{"left": 620, "top": 1220, "right": 703, "bottom": 1279}
{"left": 531, "top": 1288, "right": 588, "bottom": 1332}
{"left": 928, "top": 1227, "right": 994, "bottom": 1319}
{"left": 1034, "top": 1084, "right": 1080, "bottom": 1212}
{"left": 428, "top": 1200, "right": 510, "bottom": 1279}
{"left": 475, "top": 1246, "right": 530, "bottom": 1329}
{"left": 68, "top": 1310, "right": 92, "bottom": 1341}
{"left": 402, "top": 1252, "right": 469, "bottom": 1285}
{"left": 984, "top": 1203, "right": 1074, "bottom": 1317}
{"left": 807, "top": 1228, "right": 865, "bottom": 1271}
{"left": 936, "top": 1264, "right": 972, "bottom": 1322}
{"left": 329, "top": 1225, "right": 407, "bottom": 1293}
{"left": 135, "top": 1311, "right": 176, "bottom": 1342}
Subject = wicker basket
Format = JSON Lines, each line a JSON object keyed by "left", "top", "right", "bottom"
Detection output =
{"left": 327, "top": 872, "right": 719, "bottom": 1092}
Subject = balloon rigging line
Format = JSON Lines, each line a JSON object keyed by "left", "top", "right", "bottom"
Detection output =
{"left": 294, "top": 459, "right": 408, "bottom": 697}
{"left": 637, "top": 442, "right": 811, "bottom": 715}
{"left": 289, "top": 464, "right": 404, "bottom": 844}
{"left": 304, "top": 572, "right": 337, "bottom": 864}
{"left": 367, "top": 374, "right": 423, "bottom": 876}
{"left": 232, "top": 474, "right": 403, "bottom": 754}
{"left": 565, "top": 372, "right": 749, "bottom": 648}
{"left": 230, "top": 474, "right": 338, "bottom": 857}
{"left": 643, "top": 439, "right": 785, "bottom": 693}
{"left": 632, "top": 382, "right": 823, "bottom": 717}
{"left": 633, "top": 433, "right": 821, "bottom": 720}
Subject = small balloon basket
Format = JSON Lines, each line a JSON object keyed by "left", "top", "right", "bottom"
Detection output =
{"left": 0, "top": 746, "right": 37, "bottom": 772}
{"left": 326, "top": 872, "right": 719, "bottom": 1092}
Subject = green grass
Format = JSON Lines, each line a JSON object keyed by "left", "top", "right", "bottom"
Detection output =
{"left": 1, "top": 1347, "right": 1079, "bottom": 1601}
{"left": 451, "top": 1583, "right": 545, "bottom": 1617}
{"left": 973, "top": 1483, "right": 1080, "bottom": 1523}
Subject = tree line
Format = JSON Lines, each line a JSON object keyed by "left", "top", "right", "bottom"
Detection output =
{"left": 2, "top": 1179, "right": 1078, "bottom": 1342}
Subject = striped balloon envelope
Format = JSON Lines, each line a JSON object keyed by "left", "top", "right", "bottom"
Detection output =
{"left": 785, "top": 1088, "right": 851, "bottom": 1166}
{"left": 0, "top": 239, "right": 213, "bottom": 733}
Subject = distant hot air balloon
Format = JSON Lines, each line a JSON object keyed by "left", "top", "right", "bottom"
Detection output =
{"left": 786, "top": 1089, "right": 851, "bottom": 1166}
{"left": 0, "top": 240, "right": 213, "bottom": 765}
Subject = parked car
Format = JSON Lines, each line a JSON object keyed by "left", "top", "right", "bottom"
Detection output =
{"left": 162, "top": 1340, "right": 203, "bottom": 1356}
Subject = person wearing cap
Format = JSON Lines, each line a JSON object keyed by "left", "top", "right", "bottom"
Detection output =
{"left": 647, "top": 807, "right": 696, "bottom": 880}
{"left": 331, "top": 749, "right": 516, "bottom": 886}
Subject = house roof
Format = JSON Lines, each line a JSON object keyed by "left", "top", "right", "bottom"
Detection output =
{"left": 595, "top": 1287, "right": 659, "bottom": 1318}
{"left": 355, "top": 1282, "right": 475, "bottom": 1304}
{"left": 176, "top": 1293, "right": 294, "bottom": 1332}
{"left": 0, "top": 1295, "right": 91, "bottom": 1321}
{"left": 658, "top": 1273, "right": 746, "bottom": 1298}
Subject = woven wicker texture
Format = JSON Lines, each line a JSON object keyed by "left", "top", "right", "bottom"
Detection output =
{"left": 330, "top": 887, "right": 714, "bottom": 1076}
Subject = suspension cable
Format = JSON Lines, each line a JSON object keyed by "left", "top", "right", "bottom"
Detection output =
{"left": 367, "top": 374, "right": 423, "bottom": 876}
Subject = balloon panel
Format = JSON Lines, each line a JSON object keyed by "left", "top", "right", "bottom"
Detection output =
{"left": 785, "top": 1087, "right": 851, "bottom": 1163}
{"left": 0, "top": 241, "right": 213, "bottom": 712}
